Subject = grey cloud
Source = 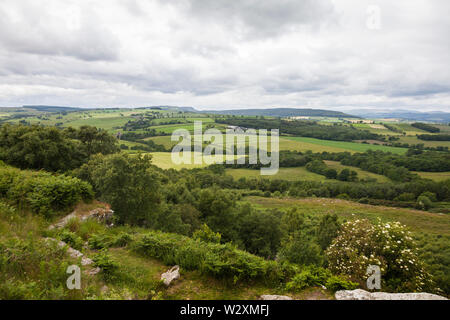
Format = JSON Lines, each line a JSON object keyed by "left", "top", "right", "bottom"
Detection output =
{"left": 0, "top": 0, "right": 449, "bottom": 111}
{"left": 0, "top": 1, "right": 119, "bottom": 61}
{"left": 170, "top": 0, "right": 335, "bottom": 38}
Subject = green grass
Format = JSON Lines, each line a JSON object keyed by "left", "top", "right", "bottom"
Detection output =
{"left": 148, "top": 152, "right": 244, "bottom": 170}
{"left": 61, "top": 117, "right": 133, "bottom": 132}
{"left": 324, "top": 161, "right": 391, "bottom": 183}
{"left": 397, "top": 136, "right": 450, "bottom": 148}
{"left": 352, "top": 123, "right": 395, "bottom": 135}
{"left": 226, "top": 167, "right": 326, "bottom": 182}
{"left": 243, "top": 196, "right": 450, "bottom": 236}
{"left": 414, "top": 171, "right": 450, "bottom": 182}
{"left": 392, "top": 123, "right": 429, "bottom": 135}
{"left": 145, "top": 136, "right": 177, "bottom": 149}
{"left": 284, "top": 137, "right": 407, "bottom": 154}
{"left": 434, "top": 124, "right": 450, "bottom": 134}
{"left": 150, "top": 123, "right": 227, "bottom": 134}
{"left": 107, "top": 248, "right": 332, "bottom": 300}
{"left": 226, "top": 163, "right": 390, "bottom": 183}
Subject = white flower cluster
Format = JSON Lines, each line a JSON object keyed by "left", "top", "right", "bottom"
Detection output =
{"left": 325, "top": 218, "right": 434, "bottom": 292}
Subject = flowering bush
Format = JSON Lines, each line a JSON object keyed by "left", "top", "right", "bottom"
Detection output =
{"left": 325, "top": 219, "right": 436, "bottom": 293}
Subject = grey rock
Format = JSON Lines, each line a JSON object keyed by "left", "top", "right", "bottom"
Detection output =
{"left": 260, "top": 295, "right": 293, "bottom": 300}
{"left": 45, "top": 238, "right": 93, "bottom": 266}
{"left": 86, "top": 267, "right": 101, "bottom": 276}
{"left": 335, "top": 289, "right": 447, "bottom": 300}
{"left": 161, "top": 265, "right": 180, "bottom": 286}
{"left": 81, "top": 208, "right": 114, "bottom": 226}
{"left": 48, "top": 208, "right": 114, "bottom": 230}
{"left": 48, "top": 212, "right": 77, "bottom": 230}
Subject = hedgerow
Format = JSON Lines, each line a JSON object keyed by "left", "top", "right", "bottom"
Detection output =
{"left": 0, "top": 164, "right": 93, "bottom": 217}
{"left": 131, "top": 231, "right": 298, "bottom": 284}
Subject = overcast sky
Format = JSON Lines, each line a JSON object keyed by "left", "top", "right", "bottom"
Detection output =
{"left": 0, "top": 0, "right": 449, "bottom": 111}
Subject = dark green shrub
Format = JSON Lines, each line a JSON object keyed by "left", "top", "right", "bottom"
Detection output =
{"left": 0, "top": 166, "right": 93, "bottom": 217}
{"left": 192, "top": 224, "right": 221, "bottom": 244}
{"left": 336, "top": 193, "right": 350, "bottom": 200}
{"left": 111, "top": 232, "right": 133, "bottom": 247}
{"left": 132, "top": 231, "right": 282, "bottom": 283}
{"left": 93, "top": 249, "right": 118, "bottom": 280}
{"left": 395, "top": 193, "right": 416, "bottom": 202}
{"left": 325, "top": 275, "right": 359, "bottom": 292}
{"left": 88, "top": 233, "right": 112, "bottom": 249}
{"left": 416, "top": 195, "right": 433, "bottom": 210}
{"left": 59, "top": 230, "right": 83, "bottom": 251}
{"left": 286, "top": 267, "right": 332, "bottom": 292}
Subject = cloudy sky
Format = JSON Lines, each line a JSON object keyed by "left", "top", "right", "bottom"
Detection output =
{"left": 0, "top": 0, "right": 449, "bottom": 111}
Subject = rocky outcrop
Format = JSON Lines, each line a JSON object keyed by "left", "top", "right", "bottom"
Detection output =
{"left": 48, "top": 207, "right": 114, "bottom": 230}
{"left": 161, "top": 266, "right": 180, "bottom": 286}
{"left": 45, "top": 238, "right": 93, "bottom": 265}
{"left": 45, "top": 238, "right": 100, "bottom": 275}
{"left": 82, "top": 208, "right": 114, "bottom": 226}
{"left": 260, "top": 295, "right": 293, "bottom": 300}
{"left": 335, "top": 289, "right": 447, "bottom": 300}
{"left": 86, "top": 267, "right": 101, "bottom": 276}
{"left": 48, "top": 212, "right": 77, "bottom": 230}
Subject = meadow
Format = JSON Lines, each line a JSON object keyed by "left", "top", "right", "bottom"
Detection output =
{"left": 243, "top": 196, "right": 450, "bottom": 236}
{"left": 225, "top": 167, "right": 326, "bottom": 182}
{"left": 284, "top": 136, "right": 407, "bottom": 154}
{"left": 323, "top": 161, "right": 391, "bottom": 182}
{"left": 0, "top": 108, "right": 449, "bottom": 300}
{"left": 148, "top": 152, "right": 244, "bottom": 170}
{"left": 414, "top": 171, "right": 450, "bottom": 182}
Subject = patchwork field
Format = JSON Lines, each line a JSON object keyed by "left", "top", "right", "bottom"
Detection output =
{"left": 225, "top": 167, "right": 326, "bottom": 182}
{"left": 414, "top": 171, "right": 450, "bottom": 182}
{"left": 284, "top": 137, "right": 407, "bottom": 154}
{"left": 323, "top": 161, "right": 391, "bottom": 182}
{"left": 244, "top": 196, "right": 450, "bottom": 235}
{"left": 352, "top": 123, "right": 395, "bottom": 135}
{"left": 398, "top": 136, "right": 450, "bottom": 148}
{"left": 148, "top": 152, "right": 244, "bottom": 170}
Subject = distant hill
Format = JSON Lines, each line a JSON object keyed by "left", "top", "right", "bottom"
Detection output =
{"left": 23, "top": 105, "right": 82, "bottom": 112}
{"left": 204, "top": 108, "right": 359, "bottom": 118}
{"left": 144, "top": 106, "right": 198, "bottom": 112}
{"left": 347, "top": 109, "right": 450, "bottom": 123}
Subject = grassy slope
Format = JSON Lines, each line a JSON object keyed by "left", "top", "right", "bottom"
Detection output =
{"left": 0, "top": 201, "right": 334, "bottom": 300}
{"left": 284, "top": 137, "right": 407, "bottom": 154}
{"left": 244, "top": 196, "right": 450, "bottom": 235}
{"left": 148, "top": 152, "right": 244, "bottom": 170}
{"left": 146, "top": 134, "right": 407, "bottom": 155}
{"left": 324, "top": 161, "right": 391, "bottom": 183}
{"left": 397, "top": 135, "right": 450, "bottom": 148}
{"left": 414, "top": 171, "right": 450, "bottom": 182}
{"left": 108, "top": 248, "right": 332, "bottom": 300}
{"left": 226, "top": 167, "right": 326, "bottom": 182}
{"left": 225, "top": 161, "right": 391, "bottom": 183}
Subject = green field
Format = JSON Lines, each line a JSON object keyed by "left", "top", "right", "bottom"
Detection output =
{"left": 391, "top": 123, "right": 429, "bottom": 135}
{"left": 225, "top": 167, "right": 326, "bottom": 182}
{"left": 284, "top": 136, "right": 407, "bottom": 154}
{"left": 398, "top": 136, "right": 450, "bottom": 148}
{"left": 149, "top": 152, "right": 243, "bottom": 170}
{"left": 414, "top": 171, "right": 450, "bottom": 182}
{"left": 225, "top": 161, "right": 391, "bottom": 183}
{"left": 352, "top": 123, "right": 396, "bottom": 135}
{"left": 61, "top": 116, "right": 133, "bottom": 131}
{"left": 324, "top": 161, "right": 391, "bottom": 182}
{"left": 244, "top": 196, "right": 450, "bottom": 235}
